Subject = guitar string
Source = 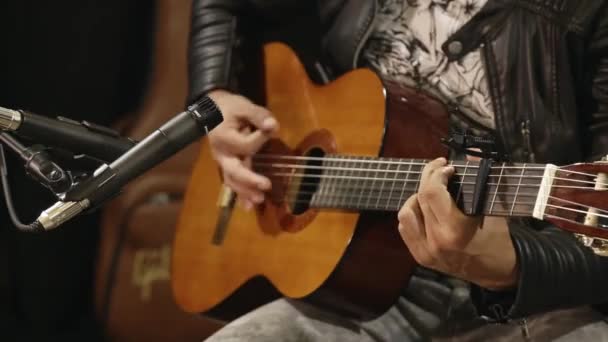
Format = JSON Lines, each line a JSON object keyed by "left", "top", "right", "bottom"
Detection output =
{"left": 283, "top": 189, "right": 608, "bottom": 217}
{"left": 244, "top": 156, "right": 608, "bottom": 225}
{"left": 549, "top": 195, "right": 608, "bottom": 216}
{"left": 545, "top": 203, "right": 608, "bottom": 220}
{"left": 262, "top": 174, "right": 608, "bottom": 213}
{"left": 543, "top": 214, "right": 601, "bottom": 227}
{"left": 254, "top": 156, "right": 597, "bottom": 177}
{"left": 276, "top": 188, "right": 539, "bottom": 199}
{"left": 254, "top": 153, "right": 574, "bottom": 169}
{"left": 256, "top": 163, "right": 607, "bottom": 210}
{"left": 273, "top": 172, "right": 608, "bottom": 210}
{"left": 253, "top": 162, "right": 603, "bottom": 187}
{"left": 253, "top": 154, "right": 602, "bottom": 180}
{"left": 275, "top": 191, "right": 537, "bottom": 208}
{"left": 261, "top": 172, "right": 595, "bottom": 190}
{"left": 270, "top": 192, "right": 608, "bottom": 223}
{"left": 270, "top": 194, "right": 608, "bottom": 224}
{"left": 510, "top": 164, "right": 526, "bottom": 216}
{"left": 280, "top": 205, "right": 533, "bottom": 217}
{"left": 488, "top": 163, "right": 506, "bottom": 214}
{"left": 277, "top": 181, "right": 539, "bottom": 194}
{"left": 260, "top": 177, "right": 608, "bottom": 221}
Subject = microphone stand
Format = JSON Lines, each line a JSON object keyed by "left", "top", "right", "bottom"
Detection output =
{"left": 0, "top": 106, "right": 137, "bottom": 163}
{"left": 0, "top": 125, "right": 137, "bottom": 232}
{"left": 0, "top": 95, "right": 222, "bottom": 232}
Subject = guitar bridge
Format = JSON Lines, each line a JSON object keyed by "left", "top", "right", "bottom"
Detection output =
{"left": 211, "top": 184, "right": 236, "bottom": 245}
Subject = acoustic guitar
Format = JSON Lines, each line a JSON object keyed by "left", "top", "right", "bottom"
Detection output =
{"left": 171, "top": 42, "right": 608, "bottom": 321}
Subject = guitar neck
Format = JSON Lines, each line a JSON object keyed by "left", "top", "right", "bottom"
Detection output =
{"left": 308, "top": 155, "right": 547, "bottom": 218}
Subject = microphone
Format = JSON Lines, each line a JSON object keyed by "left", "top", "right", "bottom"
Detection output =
{"left": 0, "top": 105, "right": 135, "bottom": 162}
{"left": 34, "top": 96, "right": 223, "bottom": 231}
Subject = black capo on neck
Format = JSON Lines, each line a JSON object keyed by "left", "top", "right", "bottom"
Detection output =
{"left": 441, "top": 133, "right": 499, "bottom": 216}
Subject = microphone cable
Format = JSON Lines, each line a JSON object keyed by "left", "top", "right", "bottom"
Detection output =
{"left": 0, "top": 142, "right": 43, "bottom": 232}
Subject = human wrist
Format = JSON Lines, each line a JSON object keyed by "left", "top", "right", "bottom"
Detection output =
{"left": 475, "top": 255, "right": 518, "bottom": 291}
{"left": 468, "top": 218, "right": 519, "bottom": 290}
{"left": 207, "top": 88, "right": 232, "bottom": 101}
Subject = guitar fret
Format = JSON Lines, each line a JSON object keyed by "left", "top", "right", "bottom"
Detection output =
{"left": 337, "top": 157, "right": 345, "bottom": 207}
{"left": 324, "top": 157, "right": 332, "bottom": 208}
{"left": 392, "top": 160, "right": 402, "bottom": 209}
{"left": 329, "top": 157, "right": 339, "bottom": 208}
{"left": 414, "top": 162, "right": 423, "bottom": 193}
{"left": 398, "top": 159, "right": 414, "bottom": 209}
{"left": 307, "top": 156, "right": 542, "bottom": 218}
{"left": 374, "top": 160, "right": 389, "bottom": 210}
{"left": 355, "top": 157, "right": 367, "bottom": 209}
{"left": 387, "top": 161, "right": 401, "bottom": 210}
{"left": 510, "top": 163, "right": 526, "bottom": 215}
{"left": 346, "top": 158, "right": 360, "bottom": 209}
{"left": 336, "top": 157, "right": 345, "bottom": 208}
{"left": 339, "top": 156, "right": 350, "bottom": 209}
{"left": 320, "top": 158, "right": 332, "bottom": 207}
{"left": 458, "top": 160, "right": 470, "bottom": 203}
{"left": 311, "top": 160, "right": 324, "bottom": 207}
{"left": 356, "top": 157, "right": 369, "bottom": 208}
{"left": 489, "top": 162, "right": 506, "bottom": 214}
{"left": 364, "top": 157, "right": 379, "bottom": 210}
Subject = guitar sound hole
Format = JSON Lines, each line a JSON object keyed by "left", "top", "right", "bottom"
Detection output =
{"left": 289, "top": 148, "right": 325, "bottom": 215}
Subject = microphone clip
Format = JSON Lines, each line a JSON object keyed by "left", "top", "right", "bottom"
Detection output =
{"left": 23, "top": 144, "right": 73, "bottom": 194}
{"left": 0, "top": 132, "right": 73, "bottom": 195}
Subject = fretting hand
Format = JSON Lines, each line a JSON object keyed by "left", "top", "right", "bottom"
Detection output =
{"left": 397, "top": 157, "right": 518, "bottom": 290}
{"left": 207, "top": 89, "right": 279, "bottom": 210}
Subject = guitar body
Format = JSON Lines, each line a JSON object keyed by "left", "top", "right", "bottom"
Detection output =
{"left": 171, "top": 42, "right": 450, "bottom": 320}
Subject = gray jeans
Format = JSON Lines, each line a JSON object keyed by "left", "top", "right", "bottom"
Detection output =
{"left": 205, "top": 270, "right": 608, "bottom": 341}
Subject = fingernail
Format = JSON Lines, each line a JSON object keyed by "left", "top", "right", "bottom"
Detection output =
{"left": 254, "top": 194, "right": 265, "bottom": 203}
{"left": 262, "top": 117, "right": 277, "bottom": 130}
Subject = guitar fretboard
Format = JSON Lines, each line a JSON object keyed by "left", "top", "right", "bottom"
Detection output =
{"left": 307, "top": 155, "right": 544, "bottom": 217}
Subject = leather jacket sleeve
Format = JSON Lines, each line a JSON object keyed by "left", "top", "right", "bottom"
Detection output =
{"left": 187, "top": 0, "right": 309, "bottom": 104}
{"left": 472, "top": 221, "right": 608, "bottom": 322}
{"left": 472, "top": 9, "right": 608, "bottom": 322}
{"left": 187, "top": 0, "right": 246, "bottom": 104}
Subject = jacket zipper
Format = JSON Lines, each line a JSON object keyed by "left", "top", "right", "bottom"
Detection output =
{"left": 481, "top": 27, "right": 534, "bottom": 340}
{"left": 521, "top": 119, "right": 536, "bottom": 162}
{"left": 481, "top": 40, "right": 511, "bottom": 161}
{"left": 491, "top": 304, "right": 532, "bottom": 340}
{"left": 519, "top": 317, "right": 531, "bottom": 340}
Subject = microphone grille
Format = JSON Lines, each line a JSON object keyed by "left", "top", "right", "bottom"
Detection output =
{"left": 0, "top": 106, "right": 21, "bottom": 131}
{"left": 189, "top": 96, "right": 223, "bottom": 131}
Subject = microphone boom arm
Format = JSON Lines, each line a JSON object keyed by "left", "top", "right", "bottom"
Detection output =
{"left": 36, "top": 96, "right": 223, "bottom": 231}
{"left": 0, "top": 106, "right": 136, "bottom": 162}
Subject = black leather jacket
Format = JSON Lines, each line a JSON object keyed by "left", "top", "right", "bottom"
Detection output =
{"left": 187, "top": 0, "right": 608, "bottom": 323}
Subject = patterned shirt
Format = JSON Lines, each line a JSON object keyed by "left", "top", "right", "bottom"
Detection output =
{"left": 359, "top": 0, "right": 494, "bottom": 329}
{"left": 362, "top": 0, "right": 494, "bottom": 131}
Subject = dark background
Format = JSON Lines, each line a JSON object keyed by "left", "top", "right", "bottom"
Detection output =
{"left": 0, "top": 1, "right": 155, "bottom": 341}
{"left": 0, "top": 1, "right": 323, "bottom": 341}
